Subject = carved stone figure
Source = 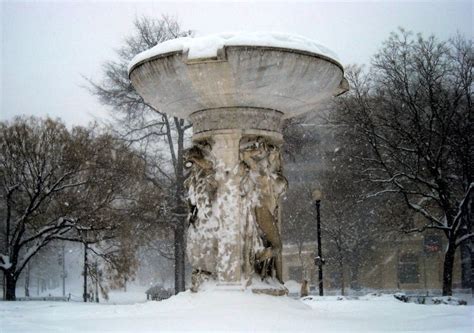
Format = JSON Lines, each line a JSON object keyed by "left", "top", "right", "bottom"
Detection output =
{"left": 240, "top": 137, "right": 288, "bottom": 284}
{"left": 183, "top": 142, "right": 218, "bottom": 292}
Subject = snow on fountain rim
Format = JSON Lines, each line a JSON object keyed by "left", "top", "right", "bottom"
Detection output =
{"left": 128, "top": 31, "right": 341, "bottom": 73}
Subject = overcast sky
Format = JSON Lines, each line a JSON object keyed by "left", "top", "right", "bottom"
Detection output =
{"left": 1, "top": 0, "right": 472, "bottom": 126}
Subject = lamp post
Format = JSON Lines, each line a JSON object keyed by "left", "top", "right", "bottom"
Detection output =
{"left": 83, "top": 229, "right": 88, "bottom": 303}
{"left": 312, "top": 189, "right": 324, "bottom": 296}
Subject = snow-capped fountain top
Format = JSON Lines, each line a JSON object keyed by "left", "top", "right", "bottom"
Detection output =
{"left": 128, "top": 31, "right": 348, "bottom": 121}
{"left": 128, "top": 31, "right": 341, "bottom": 72}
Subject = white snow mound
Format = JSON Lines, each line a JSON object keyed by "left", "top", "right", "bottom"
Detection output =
{"left": 128, "top": 31, "right": 340, "bottom": 73}
{"left": 1, "top": 291, "right": 472, "bottom": 332}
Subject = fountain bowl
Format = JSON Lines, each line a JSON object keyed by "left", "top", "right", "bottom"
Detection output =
{"left": 128, "top": 32, "right": 348, "bottom": 126}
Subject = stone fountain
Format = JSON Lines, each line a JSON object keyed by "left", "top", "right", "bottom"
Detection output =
{"left": 128, "top": 32, "right": 347, "bottom": 295}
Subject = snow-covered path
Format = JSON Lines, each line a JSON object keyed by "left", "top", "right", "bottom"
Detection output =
{"left": 0, "top": 291, "right": 472, "bottom": 332}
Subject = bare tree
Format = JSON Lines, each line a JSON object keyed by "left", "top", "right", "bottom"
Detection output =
{"left": 61, "top": 129, "right": 149, "bottom": 302}
{"left": 281, "top": 183, "right": 316, "bottom": 280}
{"left": 86, "top": 15, "right": 192, "bottom": 294}
{"left": 332, "top": 30, "right": 473, "bottom": 295}
{"left": 0, "top": 118, "right": 89, "bottom": 300}
{"left": 280, "top": 119, "right": 322, "bottom": 282}
{"left": 319, "top": 163, "right": 386, "bottom": 294}
{"left": 0, "top": 117, "right": 147, "bottom": 300}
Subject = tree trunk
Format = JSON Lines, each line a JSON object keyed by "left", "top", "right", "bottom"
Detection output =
{"left": 471, "top": 244, "right": 474, "bottom": 295}
{"left": 174, "top": 221, "right": 186, "bottom": 294}
{"left": 5, "top": 272, "right": 16, "bottom": 301}
{"left": 341, "top": 274, "right": 345, "bottom": 296}
{"left": 173, "top": 123, "right": 187, "bottom": 294}
{"left": 442, "top": 241, "right": 456, "bottom": 296}
{"left": 460, "top": 241, "right": 471, "bottom": 290}
{"left": 62, "top": 244, "right": 66, "bottom": 297}
{"left": 24, "top": 263, "right": 30, "bottom": 297}
{"left": 95, "top": 261, "right": 99, "bottom": 303}
{"left": 339, "top": 257, "right": 345, "bottom": 296}
{"left": 350, "top": 264, "right": 360, "bottom": 291}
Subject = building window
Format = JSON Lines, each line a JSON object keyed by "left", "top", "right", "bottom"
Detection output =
{"left": 288, "top": 266, "right": 303, "bottom": 282}
{"left": 398, "top": 253, "right": 419, "bottom": 284}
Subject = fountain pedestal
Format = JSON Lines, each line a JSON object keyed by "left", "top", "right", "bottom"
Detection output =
{"left": 186, "top": 108, "right": 287, "bottom": 294}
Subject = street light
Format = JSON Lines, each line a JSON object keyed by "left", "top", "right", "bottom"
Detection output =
{"left": 312, "top": 189, "right": 324, "bottom": 296}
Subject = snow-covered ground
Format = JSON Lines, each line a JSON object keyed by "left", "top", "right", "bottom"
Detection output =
{"left": 1, "top": 290, "right": 472, "bottom": 332}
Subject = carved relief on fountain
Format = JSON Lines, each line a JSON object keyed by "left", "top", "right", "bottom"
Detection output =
{"left": 239, "top": 137, "right": 288, "bottom": 286}
{"left": 184, "top": 133, "right": 287, "bottom": 294}
{"left": 183, "top": 142, "right": 218, "bottom": 291}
